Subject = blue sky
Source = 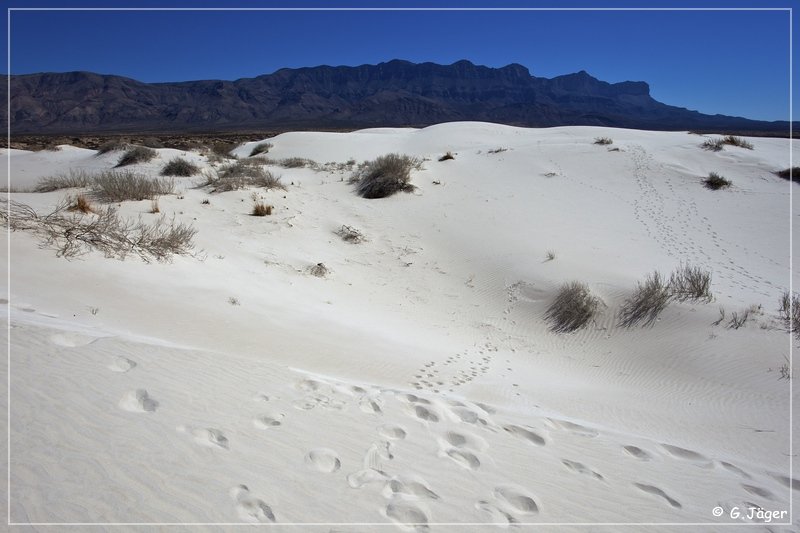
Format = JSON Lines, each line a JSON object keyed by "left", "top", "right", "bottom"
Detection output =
{"left": 3, "top": 1, "right": 796, "bottom": 122}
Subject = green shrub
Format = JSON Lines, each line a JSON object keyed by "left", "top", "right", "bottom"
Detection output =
{"left": 352, "top": 153, "right": 417, "bottom": 199}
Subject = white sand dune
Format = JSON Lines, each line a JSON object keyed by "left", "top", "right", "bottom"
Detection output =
{"left": 1, "top": 123, "right": 797, "bottom": 530}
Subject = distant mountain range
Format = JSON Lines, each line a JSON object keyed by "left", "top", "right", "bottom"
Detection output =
{"left": 4, "top": 59, "right": 792, "bottom": 134}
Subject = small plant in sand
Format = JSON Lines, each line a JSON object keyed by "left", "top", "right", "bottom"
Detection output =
{"left": 251, "top": 201, "right": 272, "bottom": 216}
{"left": 544, "top": 250, "right": 556, "bottom": 262}
{"left": 594, "top": 137, "right": 613, "bottom": 145}
{"left": 703, "top": 172, "right": 731, "bottom": 190}
{"left": 778, "top": 291, "right": 800, "bottom": 337}
{"left": 775, "top": 167, "right": 800, "bottom": 183}
{"left": 249, "top": 142, "right": 273, "bottom": 157}
{"left": 727, "top": 309, "right": 750, "bottom": 329}
{"left": 279, "top": 157, "right": 319, "bottom": 169}
{"left": 116, "top": 146, "right": 157, "bottom": 167}
{"left": 545, "top": 282, "right": 600, "bottom": 333}
{"left": 336, "top": 225, "right": 365, "bottom": 243}
{"left": 721, "top": 135, "right": 753, "bottom": 150}
{"left": 93, "top": 170, "right": 174, "bottom": 201}
{"left": 438, "top": 152, "right": 455, "bottom": 162}
{"left": 68, "top": 194, "right": 94, "bottom": 214}
{"left": 352, "top": 153, "right": 418, "bottom": 199}
{"left": 206, "top": 160, "right": 283, "bottom": 192}
{"left": 618, "top": 271, "right": 671, "bottom": 328}
{"left": 779, "top": 356, "right": 793, "bottom": 381}
{"left": 228, "top": 297, "right": 240, "bottom": 306}
{"left": 150, "top": 199, "right": 160, "bottom": 214}
{"left": 34, "top": 170, "right": 93, "bottom": 192}
{"left": 668, "top": 264, "right": 712, "bottom": 302}
{"left": 161, "top": 157, "right": 200, "bottom": 177}
{"left": 309, "top": 262, "right": 329, "bottom": 278}
{"left": 701, "top": 138, "right": 725, "bottom": 152}
{"left": 96, "top": 139, "right": 130, "bottom": 155}
{"left": 487, "top": 147, "right": 507, "bottom": 154}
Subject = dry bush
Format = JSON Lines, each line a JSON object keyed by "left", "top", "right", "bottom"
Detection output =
{"left": 93, "top": 171, "right": 174, "bottom": 201}
{"left": 704, "top": 172, "right": 731, "bottom": 190}
{"left": 545, "top": 282, "right": 600, "bottom": 333}
{"left": 775, "top": 167, "right": 800, "bottom": 183}
{"left": 618, "top": 271, "right": 671, "bottom": 328}
{"left": 701, "top": 138, "right": 725, "bottom": 152}
{"left": 669, "top": 264, "right": 712, "bottom": 302}
{"left": 150, "top": 199, "right": 160, "bottom": 214}
{"left": 96, "top": 140, "right": 130, "bottom": 155}
{"left": 545, "top": 250, "right": 556, "bottom": 262}
{"left": 3, "top": 199, "right": 196, "bottom": 262}
{"left": 352, "top": 153, "right": 418, "bottom": 199}
{"left": 594, "top": 137, "right": 613, "bottom": 145}
{"left": 336, "top": 225, "right": 365, "bottom": 243}
{"left": 279, "top": 157, "right": 319, "bottom": 169}
{"left": 69, "top": 194, "right": 94, "bottom": 214}
{"left": 309, "top": 262, "right": 328, "bottom": 277}
{"left": 206, "top": 160, "right": 283, "bottom": 192}
{"left": 727, "top": 309, "right": 750, "bottom": 329}
{"left": 34, "top": 170, "right": 93, "bottom": 192}
{"left": 438, "top": 152, "right": 455, "bottom": 161}
{"left": 116, "top": 146, "right": 157, "bottom": 167}
{"left": 251, "top": 202, "right": 272, "bottom": 216}
{"left": 249, "top": 142, "right": 273, "bottom": 157}
{"left": 161, "top": 157, "right": 200, "bottom": 177}
{"left": 779, "top": 291, "right": 800, "bottom": 337}
{"left": 722, "top": 135, "right": 753, "bottom": 150}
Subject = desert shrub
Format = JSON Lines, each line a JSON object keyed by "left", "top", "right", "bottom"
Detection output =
{"left": 249, "top": 142, "right": 273, "bottom": 157}
{"left": 775, "top": 167, "right": 800, "bottom": 183}
{"left": 309, "top": 262, "right": 328, "bottom": 277}
{"left": 336, "top": 225, "right": 365, "bottom": 243}
{"left": 438, "top": 152, "right": 455, "bottom": 162}
{"left": 722, "top": 135, "right": 753, "bottom": 150}
{"left": 487, "top": 147, "right": 507, "bottom": 154}
{"left": 206, "top": 160, "right": 283, "bottom": 192}
{"left": 93, "top": 170, "right": 174, "bottom": 201}
{"left": 594, "top": 137, "right": 613, "bottom": 145}
{"left": 279, "top": 157, "right": 318, "bottom": 169}
{"left": 3, "top": 199, "right": 196, "bottom": 262}
{"left": 618, "top": 271, "right": 671, "bottom": 328}
{"left": 545, "top": 250, "right": 556, "bottom": 262}
{"left": 779, "top": 291, "right": 800, "bottom": 337}
{"left": 727, "top": 309, "right": 750, "bottom": 329}
{"left": 352, "top": 153, "right": 417, "bottom": 199}
{"left": 701, "top": 138, "right": 725, "bottom": 152}
{"left": 96, "top": 140, "right": 130, "bottom": 155}
{"left": 669, "top": 264, "right": 712, "bottom": 302}
{"left": 704, "top": 172, "right": 731, "bottom": 190}
{"left": 161, "top": 157, "right": 200, "bottom": 177}
{"left": 34, "top": 170, "right": 93, "bottom": 192}
{"left": 116, "top": 146, "right": 157, "bottom": 167}
{"left": 545, "top": 282, "right": 599, "bottom": 333}
{"left": 68, "top": 194, "right": 94, "bottom": 214}
{"left": 252, "top": 202, "right": 272, "bottom": 216}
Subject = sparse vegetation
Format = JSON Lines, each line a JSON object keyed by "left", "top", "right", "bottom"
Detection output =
{"left": 712, "top": 307, "right": 726, "bottom": 326}
{"left": 3, "top": 199, "right": 196, "bottom": 262}
{"left": 545, "top": 250, "right": 556, "bottom": 262}
{"left": 336, "top": 225, "right": 365, "bottom": 243}
{"left": 251, "top": 202, "right": 272, "bottom": 216}
{"left": 228, "top": 297, "right": 240, "bottom": 306}
{"left": 727, "top": 309, "right": 750, "bottom": 329}
{"left": 161, "top": 157, "right": 200, "bottom": 177}
{"left": 779, "top": 356, "right": 792, "bottom": 381}
{"left": 669, "top": 264, "right": 712, "bottom": 302}
{"left": 722, "top": 135, "right": 753, "bottom": 150}
{"left": 34, "top": 170, "right": 93, "bottom": 192}
{"left": 116, "top": 146, "right": 157, "bottom": 167}
{"left": 545, "top": 282, "right": 600, "bottom": 333}
{"left": 775, "top": 167, "right": 800, "bottom": 183}
{"left": 69, "top": 194, "right": 94, "bottom": 214}
{"left": 594, "top": 137, "right": 613, "bottom": 145}
{"left": 352, "top": 153, "right": 418, "bottom": 199}
{"left": 96, "top": 140, "right": 130, "bottom": 155}
{"left": 779, "top": 291, "right": 800, "bottom": 337}
{"left": 701, "top": 138, "right": 725, "bottom": 152}
{"left": 93, "top": 171, "right": 174, "bottom": 201}
{"left": 704, "top": 172, "right": 731, "bottom": 190}
{"left": 207, "top": 160, "right": 283, "bottom": 192}
{"left": 618, "top": 271, "right": 672, "bottom": 328}
{"left": 487, "top": 147, "right": 508, "bottom": 154}
{"left": 279, "top": 157, "right": 318, "bottom": 169}
{"left": 438, "top": 152, "right": 455, "bottom": 161}
{"left": 309, "top": 262, "right": 329, "bottom": 278}
{"left": 249, "top": 142, "right": 273, "bottom": 157}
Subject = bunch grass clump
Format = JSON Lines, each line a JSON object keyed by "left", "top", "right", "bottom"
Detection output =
{"left": 206, "top": 160, "right": 283, "bottom": 192}
{"left": 545, "top": 282, "right": 600, "bottom": 333}
{"left": 669, "top": 264, "right": 712, "bottom": 302}
{"left": 438, "top": 152, "right": 455, "bottom": 161}
{"left": 701, "top": 138, "right": 725, "bottom": 152}
{"left": 775, "top": 167, "right": 800, "bottom": 183}
{"left": 352, "top": 153, "right": 418, "bottom": 199}
{"left": 251, "top": 202, "right": 272, "bottom": 216}
{"left": 249, "top": 142, "right": 273, "bottom": 157}
{"left": 336, "top": 225, "right": 365, "bottom": 243}
{"left": 161, "top": 157, "right": 200, "bottom": 177}
{"left": 594, "top": 137, "right": 613, "bottom": 145}
{"left": 704, "top": 172, "right": 731, "bottom": 190}
{"left": 618, "top": 271, "right": 672, "bottom": 328}
{"left": 34, "top": 170, "right": 93, "bottom": 192}
{"left": 93, "top": 170, "right": 174, "bottom": 201}
{"left": 779, "top": 291, "right": 800, "bottom": 337}
{"left": 722, "top": 135, "right": 754, "bottom": 150}
{"left": 116, "top": 146, "right": 157, "bottom": 167}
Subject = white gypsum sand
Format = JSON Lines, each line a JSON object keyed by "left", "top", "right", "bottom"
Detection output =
{"left": 1, "top": 123, "right": 797, "bottom": 530}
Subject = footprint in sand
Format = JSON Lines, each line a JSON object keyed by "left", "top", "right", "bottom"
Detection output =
{"left": 769, "top": 472, "right": 800, "bottom": 491}
{"left": 253, "top": 413, "right": 284, "bottom": 429}
{"left": 363, "top": 441, "right": 394, "bottom": 470}
{"left": 447, "top": 405, "right": 481, "bottom": 424}
{"left": 503, "top": 424, "right": 546, "bottom": 446}
{"left": 741, "top": 484, "right": 775, "bottom": 500}
{"left": 443, "top": 448, "right": 481, "bottom": 470}
{"left": 119, "top": 389, "right": 158, "bottom": 412}
{"left": 305, "top": 448, "right": 341, "bottom": 473}
{"left": 634, "top": 483, "right": 682, "bottom": 509}
{"left": 660, "top": 444, "right": 712, "bottom": 467}
{"left": 622, "top": 445, "right": 652, "bottom": 461}
{"left": 440, "top": 430, "right": 488, "bottom": 452}
{"left": 562, "top": 459, "right": 604, "bottom": 481}
{"left": 50, "top": 332, "right": 100, "bottom": 347}
{"left": 475, "top": 500, "right": 516, "bottom": 526}
{"left": 108, "top": 356, "right": 136, "bottom": 373}
{"left": 493, "top": 485, "right": 539, "bottom": 515}
{"left": 719, "top": 461, "right": 750, "bottom": 479}
{"left": 384, "top": 499, "right": 429, "bottom": 531}
{"left": 178, "top": 426, "right": 229, "bottom": 449}
{"left": 382, "top": 476, "right": 439, "bottom": 501}
{"left": 359, "top": 396, "right": 384, "bottom": 414}
{"left": 408, "top": 404, "right": 440, "bottom": 423}
{"left": 546, "top": 418, "right": 598, "bottom": 438}
{"left": 230, "top": 485, "right": 275, "bottom": 523}
{"left": 378, "top": 424, "right": 407, "bottom": 441}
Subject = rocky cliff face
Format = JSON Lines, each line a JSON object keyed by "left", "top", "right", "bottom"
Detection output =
{"left": 3, "top": 59, "right": 789, "bottom": 133}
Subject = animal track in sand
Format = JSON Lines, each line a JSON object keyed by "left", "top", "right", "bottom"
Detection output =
{"left": 660, "top": 444, "right": 712, "bottom": 466}
{"left": 108, "top": 356, "right": 136, "bottom": 373}
{"left": 230, "top": 485, "right": 275, "bottom": 523}
{"left": 719, "top": 461, "right": 750, "bottom": 479}
{"left": 408, "top": 404, "right": 440, "bottom": 423}
{"left": 440, "top": 430, "right": 487, "bottom": 452}
{"left": 492, "top": 486, "right": 539, "bottom": 515}
{"left": 378, "top": 424, "right": 407, "bottom": 441}
{"left": 305, "top": 448, "right": 341, "bottom": 473}
{"left": 50, "top": 332, "right": 99, "bottom": 347}
{"left": 503, "top": 424, "right": 546, "bottom": 446}
{"left": 475, "top": 500, "right": 516, "bottom": 526}
{"left": 443, "top": 448, "right": 481, "bottom": 470}
{"left": 382, "top": 476, "right": 439, "bottom": 501}
{"left": 622, "top": 445, "right": 652, "bottom": 461}
{"left": 253, "top": 413, "right": 284, "bottom": 429}
{"left": 545, "top": 418, "right": 598, "bottom": 438}
{"left": 359, "top": 396, "right": 384, "bottom": 414}
{"left": 384, "top": 499, "right": 429, "bottom": 531}
{"left": 634, "top": 483, "right": 682, "bottom": 509}
{"left": 741, "top": 484, "right": 775, "bottom": 500}
{"left": 118, "top": 389, "right": 158, "bottom": 412}
{"left": 347, "top": 468, "right": 389, "bottom": 489}
{"left": 769, "top": 473, "right": 800, "bottom": 491}
{"left": 179, "top": 426, "right": 229, "bottom": 449}
{"left": 561, "top": 459, "right": 604, "bottom": 481}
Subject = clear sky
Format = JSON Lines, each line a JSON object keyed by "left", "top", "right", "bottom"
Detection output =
{"left": 3, "top": 0, "right": 796, "bottom": 122}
